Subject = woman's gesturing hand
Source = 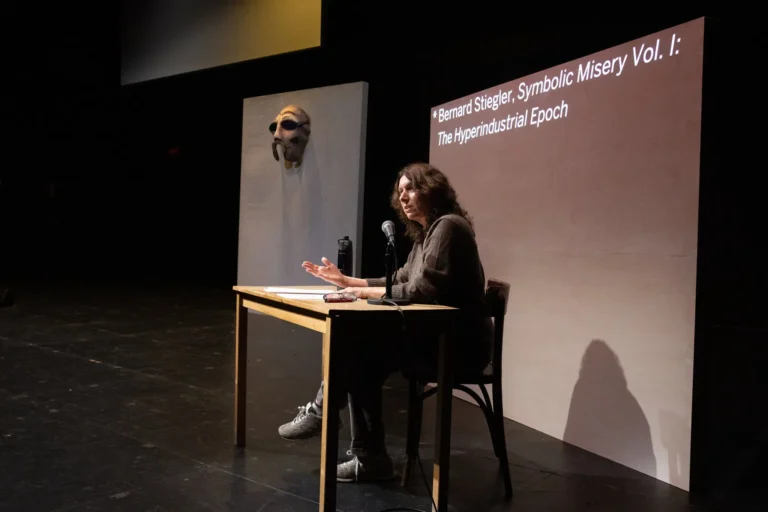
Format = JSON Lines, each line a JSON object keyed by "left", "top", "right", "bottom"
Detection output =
{"left": 301, "top": 257, "right": 348, "bottom": 288}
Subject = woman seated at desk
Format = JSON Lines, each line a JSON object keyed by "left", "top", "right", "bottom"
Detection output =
{"left": 278, "top": 162, "right": 493, "bottom": 483}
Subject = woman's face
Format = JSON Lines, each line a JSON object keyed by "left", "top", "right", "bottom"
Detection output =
{"left": 398, "top": 175, "right": 427, "bottom": 227}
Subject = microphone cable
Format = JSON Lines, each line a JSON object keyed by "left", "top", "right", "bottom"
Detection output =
{"left": 374, "top": 450, "right": 437, "bottom": 512}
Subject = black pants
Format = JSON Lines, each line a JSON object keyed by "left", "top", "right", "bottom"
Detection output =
{"left": 313, "top": 325, "right": 488, "bottom": 458}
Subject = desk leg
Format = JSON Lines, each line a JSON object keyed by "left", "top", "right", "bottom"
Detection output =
{"left": 432, "top": 330, "right": 454, "bottom": 512}
{"left": 234, "top": 294, "right": 248, "bottom": 447}
{"left": 319, "top": 317, "right": 340, "bottom": 512}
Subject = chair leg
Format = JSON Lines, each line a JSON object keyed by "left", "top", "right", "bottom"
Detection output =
{"left": 401, "top": 378, "right": 423, "bottom": 487}
{"left": 492, "top": 384, "right": 513, "bottom": 497}
{"left": 479, "top": 385, "right": 501, "bottom": 457}
{"left": 496, "top": 415, "right": 513, "bottom": 498}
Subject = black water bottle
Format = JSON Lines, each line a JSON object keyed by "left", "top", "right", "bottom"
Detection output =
{"left": 337, "top": 236, "right": 353, "bottom": 289}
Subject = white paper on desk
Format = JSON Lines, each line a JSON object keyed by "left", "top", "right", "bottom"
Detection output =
{"left": 276, "top": 293, "right": 326, "bottom": 300}
{"left": 265, "top": 287, "right": 333, "bottom": 294}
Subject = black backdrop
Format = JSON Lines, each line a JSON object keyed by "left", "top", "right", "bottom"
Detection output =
{"left": 2, "top": 4, "right": 765, "bottom": 500}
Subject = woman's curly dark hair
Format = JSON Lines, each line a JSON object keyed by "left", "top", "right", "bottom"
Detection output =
{"left": 389, "top": 162, "right": 472, "bottom": 243}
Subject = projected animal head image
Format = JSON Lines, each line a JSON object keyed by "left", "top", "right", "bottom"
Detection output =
{"left": 270, "top": 105, "right": 311, "bottom": 168}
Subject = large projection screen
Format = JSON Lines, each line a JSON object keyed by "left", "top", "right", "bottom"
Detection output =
{"left": 429, "top": 18, "right": 705, "bottom": 489}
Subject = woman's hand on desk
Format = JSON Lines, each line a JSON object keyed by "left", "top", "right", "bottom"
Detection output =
{"left": 341, "top": 287, "right": 386, "bottom": 299}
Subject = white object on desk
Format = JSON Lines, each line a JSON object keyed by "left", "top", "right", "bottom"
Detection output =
{"left": 265, "top": 287, "right": 334, "bottom": 294}
{"left": 276, "top": 293, "right": 326, "bottom": 300}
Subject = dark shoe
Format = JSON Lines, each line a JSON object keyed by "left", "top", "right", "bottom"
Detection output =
{"left": 337, "top": 450, "right": 395, "bottom": 483}
{"left": 278, "top": 402, "right": 343, "bottom": 440}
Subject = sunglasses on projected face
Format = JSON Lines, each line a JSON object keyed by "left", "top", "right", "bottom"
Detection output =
{"left": 269, "top": 119, "right": 307, "bottom": 133}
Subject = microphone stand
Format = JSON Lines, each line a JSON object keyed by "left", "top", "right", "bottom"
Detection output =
{"left": 367, "top": 241, "right": 410, "bottom": 305}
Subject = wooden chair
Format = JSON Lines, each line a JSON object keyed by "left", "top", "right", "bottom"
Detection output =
{"left": 400, "top": 278, "right": 512, "bottom": 497}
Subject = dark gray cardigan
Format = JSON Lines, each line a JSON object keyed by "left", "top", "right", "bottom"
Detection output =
{"left": 366, "top": 214, "right": 493, "bottom": 367}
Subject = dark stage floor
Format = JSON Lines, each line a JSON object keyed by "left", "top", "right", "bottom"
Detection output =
{"left": 0, "top": 283, "right": 722, "bottom": 511}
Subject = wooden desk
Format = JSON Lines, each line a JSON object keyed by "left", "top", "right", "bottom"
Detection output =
{"left": 233, "top": 285, "right": 457, "bottom": 512}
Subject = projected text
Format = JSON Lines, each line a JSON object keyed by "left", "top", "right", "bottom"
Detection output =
{"left": 434, "top": 32, "right": 684, "bottom": 146}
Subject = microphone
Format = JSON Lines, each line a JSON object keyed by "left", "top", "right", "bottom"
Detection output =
{"left": 381, "top": 220, "right": 396, "bottom": 245}
{"left": 368, "top": 220, "right": 410, "bottom": 306}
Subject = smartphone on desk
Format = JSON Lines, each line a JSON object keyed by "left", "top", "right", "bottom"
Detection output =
{"left": 323, "top": 292, "right": 357, "bottom": 303}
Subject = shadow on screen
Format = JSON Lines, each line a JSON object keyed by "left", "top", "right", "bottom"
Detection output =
{"left": 564, "top": 339, "right": 656, "bottom": 477}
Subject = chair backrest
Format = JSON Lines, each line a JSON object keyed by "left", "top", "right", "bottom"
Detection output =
{"left": 485, "top": 279, "right": 510, "bottom": 378}
{"left": 486, "top": 278, "right": 510, "bottom": 319}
